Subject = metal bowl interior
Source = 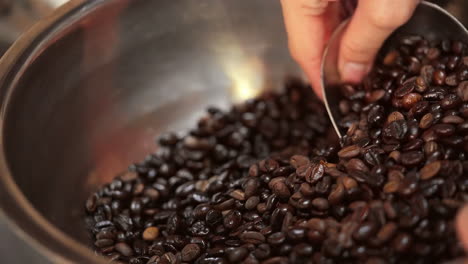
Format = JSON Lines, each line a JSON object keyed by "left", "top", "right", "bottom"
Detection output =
{"left": 0, "top": 0, "right": 300, "bottom": 262}
{"left": 0, "top": 0, "right": 467, "bottom": 263}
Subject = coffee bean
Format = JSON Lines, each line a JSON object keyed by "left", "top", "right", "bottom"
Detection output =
{"left": 267, "top": 232, "right": 286, "bottom": 245}
{"left": 230, "top": 189, "right": 246, "bottom": 201}
{"left": 181, "top": 243, "right": 201, "bottom": 262}
{"left": 240, "top": 231, "right": 265, "bottom": 244}
{"left": 206, "top": 209, "right": 223, "bottom": 226}
{"left": 342, "top": 176, "right": 358, "bottom": 190}
{"left": 142, "top": 227, "right": 159, "bottom": 241}
{"left": 392, "top": 233, "right": 412, "bottom": 252}
{"left": 395, "top": 80, "right": 416, "bottom": 98}
{"left": 305, "top": 163, "right": 325, "bottom": 184}
{"left": 402, "top": 93, "right": 423, "bottom": 109}
{"left": 377, "top": 222, "right": 398, "bottom": 243}
{"left": 228, "top": 247, "right": 249, "bottom": 263}
{"left": 420, "top": 161, "right": 441, "bottom": 180}
{"left": 299, "top": 182, "right": 315, "bottom": 196}
{"left": 338, "top": 145, "right": 361, "bottom": 159}
{"left": 442, "top": 115, "right": 464, "bottom": 124}
{"left": 458, "top": 81, "right": 468, "bottom": 101}
{"left": 384, "top": 50, "right": 399, "bottom": 65}
{"left": 115, "top": 242, "right": 134, "bottom": 257}
{"left": 244, "top": 178, "right": 259, "bottom": 198}
{"left": 312, "top": 198, "right": 329, "bottom": 211}
{"left": 383, "top": 181, "right": 400, "bottom": 194}
{"left": 387, "top": 111, "right": 405, "bottom": 124}
{"left": 328, "top": 183, "right": 345, "bottom": 205}
{"left": 94, "top": 238, "right": 114, "bottom": 248}
{"left": 433, "top": 124, "right": 456, "bottom": 136}
{"left": 223, "top": 210, "right": 242, "bottom": 229}
{"left": 410, "top": 101, "right": 429, "bottom": 117}
{"left": 401, "top": 151, "right": 424, "bottom": 166}
{"left": 353, "top": 222, "right": 377, "bottom": 241}
{"left": 85, "top": 194, "right": 98, "bottom": 213}
{"left": 262, "top": 256, "right": 288, "bottom": 264}
{"left": 162, "top": 252, "right": 177, "bottom": 264}
{"left": 383, "top": 120, "right": 408, "bottom": 140}
{"left": 85, "top": 39, "right": 468, "bottom": 264}
{"left": 193, "top": 204, "right": 211, "bottom": 219}
{"left": 290, "top": 155, "right": 310, "bottom": 168}
{"left": 270, "top": 180, "right": 290, "bottom": 199}
{"left": 427, "top": 47, "right": 441, "bottom": 60}
{"left": 245, "top": 196, "right": 260, "bottom": 210}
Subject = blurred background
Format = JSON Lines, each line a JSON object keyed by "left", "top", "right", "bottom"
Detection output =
{"left": 0, "top": 0, "right": 462, "bottom": 263}
{"left": 0, "top": 1, "right": 69, "bottom": 262}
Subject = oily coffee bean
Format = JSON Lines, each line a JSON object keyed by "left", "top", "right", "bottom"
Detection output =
{"left": 240, "top": 231, "right": 266, "bottom": 244}
{"left": 338, "top": 145, "right": 361, "bottom": 159}
{"left": 85, "top": 37, "right": 468, "bottom": 264}
{"left": 181, "top": 243, "right": 201, "bottom": 262}
{"left": 420, "top": 161, "right": 441, "bottom": 180}
{"left": 115, "top": 242, "right": 134, "bottom": 257}
{"left": 223, "top": 210, "right": 242, "bottom": 229}
{"left": 227, "top": 247, "right": 249, "bottom": 263}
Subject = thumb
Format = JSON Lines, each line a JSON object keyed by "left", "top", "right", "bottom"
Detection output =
{"left": 338, "top": 0, "right": 419, "bottom": 83}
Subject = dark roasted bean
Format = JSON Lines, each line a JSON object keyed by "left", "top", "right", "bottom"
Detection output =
{"left": 420, "top": 161, "right": 441, "bottom": 180}
{"left": 267, "top": 232, "right": 286, "bottom": 245}
{"left": 205, "top": 210, "right": 223, "bottom": 226}
{"left": 338, "top": 145, "right": 361, "bottom": 159}
{"left": 181, "top": 243, "right": 201, "bottom": 262}
{"left": 85, "top": 40, "right": 468, "bottom": 264}
{"left": 95, "top": 238, "right": 114, "bottom": 248}
{"left": 402, "top": 93, "right": 422, "bottom": 109}
{"left": 240, "top": 231, "right": 265, "bottom": 244}
{"left": 290, "top": 155, "right": 310, "bottom": 168}
{"left": 392, "top": 233, "right": 412, "bottom": 252}
{"left": 269, "top": 179, "right": 290, "bottom": 199}
{"left": 377, "top": 222, "right": 398, "bottom": 243}
{"left": 245, "top": 196, "right": 260, "bottom": 210}
{"left": 228, "top": 247, "right": 249, "bottom": 263}
{"left": 401, "top": 151, "right": 424, "bottom": 166}
{"left": 223, "top": 210, "right": 242, "bottom": 229}
{"left": 328, "top": 183, "right": 345, "bottom": 205}
{"left": 458, "top": 81, "right": 468, "bottom": 101}
{"left": 353, "top": 222, "right": 377, "bottom": 241}
{"left": 230, "top": 189, "right": 246, "bottom": 201}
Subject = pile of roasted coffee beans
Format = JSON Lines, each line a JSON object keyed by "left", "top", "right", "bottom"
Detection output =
{"left": 85, "top": 36, "right": 468, "bottom": 264}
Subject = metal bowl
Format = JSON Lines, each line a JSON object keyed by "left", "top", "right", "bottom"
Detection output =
{"left": 0, "top": 0, "right": 466, "bottom": 263}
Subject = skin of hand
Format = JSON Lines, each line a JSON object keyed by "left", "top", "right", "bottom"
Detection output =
{"left": 458, "top": 206, "right": 468, "bottom": 253}
{"left": 281, "top": 0, "right": 468, "bottom": 255}
{"left": 280, "top": 0, "right": 419, "bottom": 99}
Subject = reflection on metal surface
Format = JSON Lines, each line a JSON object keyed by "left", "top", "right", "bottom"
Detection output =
{"left": 216, "top": 40, "right": 265, "bottom": 102}
{"left": 226, "top": 56, "right": 264, "bottom": 102}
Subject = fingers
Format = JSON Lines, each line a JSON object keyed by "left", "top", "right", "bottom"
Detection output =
{"left": 338, "top": 0, "right": 419, "bottom": 83}
{"left": 457, "top": 206, "right": 468, "bottom": 252}
{"left": 281, "top": 0, "right": 339, "bottom": 99}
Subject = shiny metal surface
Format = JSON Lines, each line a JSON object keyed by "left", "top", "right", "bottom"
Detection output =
{"left": 321, "top": 1, "right": 468, "bottom": 138}
{"left": 0, "top": 0, "right": 465, "bottom": 263}
{"left": 0, "top": 0, "right": 299, "bottom": 262}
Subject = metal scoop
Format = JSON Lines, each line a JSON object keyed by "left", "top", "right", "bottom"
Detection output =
{"left": 320, "top": 1, "right": 468, "bottom": 138}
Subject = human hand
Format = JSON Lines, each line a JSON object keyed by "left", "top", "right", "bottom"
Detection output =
{"left": 457, "top": 206, "right": 468, "bottom": 254}
{"left": 280, "top": 0, "right": 419, "bottom": 99}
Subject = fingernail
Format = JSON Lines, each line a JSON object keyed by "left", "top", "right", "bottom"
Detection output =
{"left": 341, "top": 62, "right": 369, "bottom": 83}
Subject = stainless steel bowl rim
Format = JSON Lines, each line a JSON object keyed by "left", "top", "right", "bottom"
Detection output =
{"left": 0, "top": 0, "right": 109, "bottom": 262}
